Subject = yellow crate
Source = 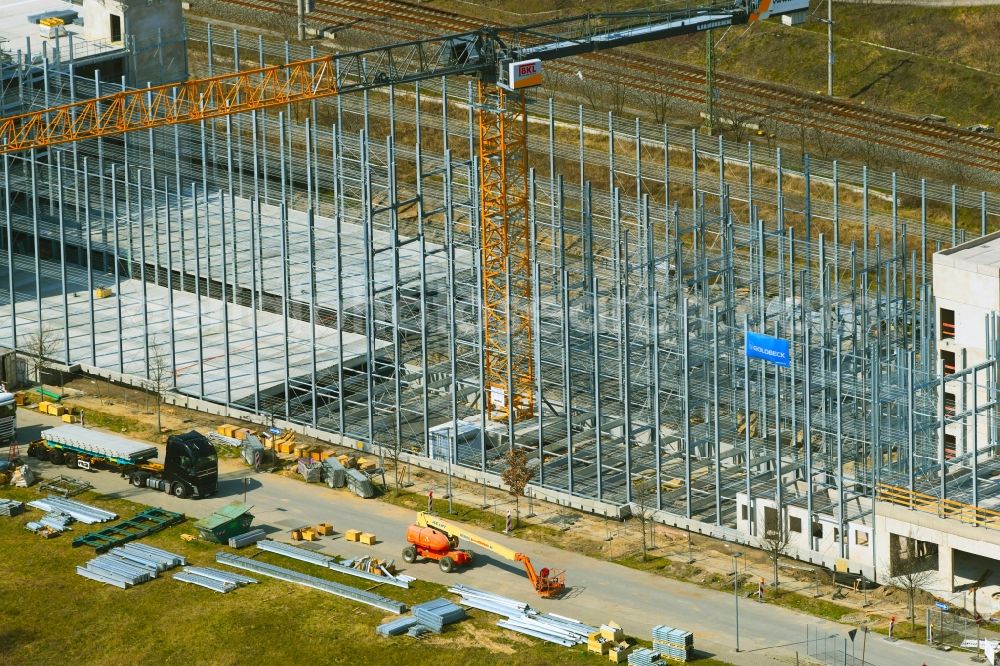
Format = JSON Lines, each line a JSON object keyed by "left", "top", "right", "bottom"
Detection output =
{"left": 61, "top": 413, "right": 75, "bottom": 423}
{"left": 48, "top": 404, "right": 66, "bottom": 417}
{"left": 359, "top": 532, "right": 376, "bottom": 545}
{"left": 36, "top": 401, "right": 51, "bottom": 413}
{"left": 309, "top": 449, "right": 323, "bottom": 462}
{"left": 93, "top": 287, "right": 113, "bottom": 299}
{"left": 319, "top": 449, "right": 334, "bottom": 461}
{"left": 301, "top": 529, "right": 318, "bottom": 541}
{"left": 345, "top": 529, "right": 361, "bottom": 542}
{"left": 315, "top": 522, "right": 333, "bottom": 535}
{"left": 233, "top": 427, "right": 251, "bottom": 440}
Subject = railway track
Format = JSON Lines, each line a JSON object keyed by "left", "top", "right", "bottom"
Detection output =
{"left": 205, "top": 0, "right": 1000, "bottom": 176}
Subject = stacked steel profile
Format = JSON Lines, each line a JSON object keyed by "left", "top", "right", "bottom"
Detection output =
{"left": 28, "top": 496, "right": 117, "bottom": 523}
{"left": 450, "top": 585, "right": 595, "bottom": 646}
{"left": 77, "top": 543, "right": 186, "bottom": 588}
{"left": 257, "top": 539, "right": 412, "bottom": 587}
{"left": 216, "top": 552, "right": 407, "bottom": 613}
{"left": 174, "top": 566, "right": 259, "bottom": 593}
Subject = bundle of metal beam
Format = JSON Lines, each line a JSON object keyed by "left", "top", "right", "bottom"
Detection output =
{"left": 228, "top": 528, "right": 267, "bottom": 548}
{"left": 627, "top": 648, "right": 666, "bottom": 666}
{"left": 109, "top": 543, "right": 186, "bottom": 572}
{"left": 173, "top": 571, "right": 237, "bottom": 593}
{"left": 376, "top": 616, "right": 421, "bottom": 637}
{"left": 38, "top": 511, "right": 73, "bottom": 531}
{"left": 0, "top": 498, "right": 25, "bottom": 516}
{"left": 182, "top": 566, "right": 258, "bottom": 586}
{"left": 258, "top": 539, "right": 411, "bottom": 588}
{"left": 28, "top": 496, "right": 117, "bottom": 524}
{"left": 406, "top": 625, "right": 431, "bottom": 638}
{"left": 448, "top": 585, "right": 530, "bottom": 616}
{"left": 496, "top": 618, "right": 577, "bottom": 647}
{"left": 216, "top": 552, "right": 407, "bottom": 614}
{"left": 77, "top": 553, "right": 156, "bottom": 588}
{"left": 411, "top": 598, "right": 466, "bottom": 632}
{"left": 450, "top": 585, "right": 594, "bottom": 645}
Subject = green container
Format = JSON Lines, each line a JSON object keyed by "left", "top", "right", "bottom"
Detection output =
{"left": 194, "top": 502, "right": 255, "bottom": 543}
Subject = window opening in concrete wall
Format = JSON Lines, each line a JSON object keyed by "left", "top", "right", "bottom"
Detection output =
{"left": 945, "top": 434, "right": 957, "bottom": 460}
{"left": 940, "top": 308, "right": 955, "bottom": 339}
{"left": 764, "top": 506, "right": 779, "bottom": 535}
{"left": 941, "top": 349, "right": 956, "bottom": 374}
{"left": 789, "top": 516, "right": 802, "bottom": 533}
{"left": 855, "top": 530, "right": 869, "bottom": 546}
{"left": 110, "top": 14, "right": 122, "bottom": 42}
{"left": 889, "top": 533, "right": 939, "bottom": 576}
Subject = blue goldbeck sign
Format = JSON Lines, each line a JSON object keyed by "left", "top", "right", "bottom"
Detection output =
{"left": 745, "top": 331, "right": 790, "bottom": 368}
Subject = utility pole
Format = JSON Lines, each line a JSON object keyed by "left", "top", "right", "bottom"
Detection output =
{"left": 821, "top": 0, "right": 834, "bottom": 96}
{"left": 704, "top": 29, "right": 718, "bottom": 134}
{"left": 297, "top": 0, "right": 306, "bottom": 41}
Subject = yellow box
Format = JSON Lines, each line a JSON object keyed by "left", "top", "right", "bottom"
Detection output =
{"left": 600, "top": 623, "right": 624, "bottom": 643}
{"left": 61, "top": 413, "right": 74, "bottom": 423}
{"left": 216, "top": 424, "right": 233, "bottom": 436}
{"left": 345, "top": 529, "right": 361, "bottom": 542}
{"left": 48, "top": 404, "right": 66, "bottom": 417}
{"left": 37, "top": 401, "right": 51, "bottom": 413}
{"left": 233, "top": 427, "right": 252, "bottom": 440}
{"left": 315, "top": 522, "right": 333, "bottom": 536}
{"left": 93, "top": 287, "right": 113, "bottom": 299}
{"left": 319, "top": 449, "right": 334, "bottom": 461}
{"left": 359, "top": 532, "right": 376, "bottom": 545}
{"left": 301, "top": 529, "right": 318, "bottom": 541}
{"left": 290, "top": 529, "right": 302, "bottom": 541}
{"left": 294, "top": 445, "right": 308, "bottom": 459}
{"left": 310, "top": 449, "right": 324, "bottom": 462}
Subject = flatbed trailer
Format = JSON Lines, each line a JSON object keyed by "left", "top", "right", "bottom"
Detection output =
{"left": 28, "top": 425, "right": 218, "bottom": 499}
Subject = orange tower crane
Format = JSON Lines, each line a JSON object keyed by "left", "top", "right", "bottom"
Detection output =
{"left": 0, "top": 1, "right": 807, "bottom": 422}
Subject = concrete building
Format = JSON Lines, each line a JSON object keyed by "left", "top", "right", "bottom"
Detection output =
{"left": 0, "top": 0, "right": 186, "bottom": 112}
{"left": 934, "top": 233, "right": 1000, "bottom": 459}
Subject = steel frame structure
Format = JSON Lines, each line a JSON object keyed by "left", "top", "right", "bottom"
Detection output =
{"left": 3, "top": 27, "right": 1000, "bottom": 577}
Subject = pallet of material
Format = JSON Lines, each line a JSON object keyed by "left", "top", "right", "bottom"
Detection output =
{"left": 228, "top": 528, "right": 267, "bottom": 548}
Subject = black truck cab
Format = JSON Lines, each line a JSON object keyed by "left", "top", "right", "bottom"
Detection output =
{"left": 162, "top": 431, "right": 218, "bottom": 498}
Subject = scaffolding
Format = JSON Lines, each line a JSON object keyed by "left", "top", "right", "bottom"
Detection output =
{"left": 2, "top": 26, "right": 1000, "bottom": 575}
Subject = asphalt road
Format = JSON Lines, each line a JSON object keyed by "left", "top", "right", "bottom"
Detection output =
{"left": 14, "top": 411, "right": 967, "bottom": 666}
